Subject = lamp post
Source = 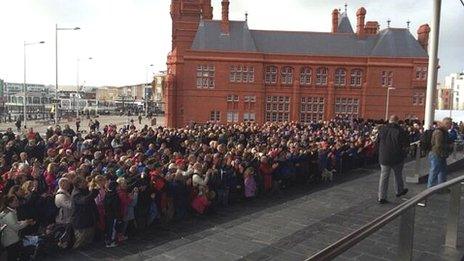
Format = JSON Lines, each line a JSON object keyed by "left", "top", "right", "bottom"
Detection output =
{"left": 55, "top": 24, "right": 80, "bottom": 125}
{"left": 424, "top": 0, "right": 442, "bottom": 130}
{"left": 385, "top": 87, "right": 396, "bottom": 121}
{"left": 23, "top": 40, "right": 45, "bottom": 129}
{"left": 76, "top": 57, "right": 93, "bottom": 118}
{"left": 145, "top": 64, "right": 154, "bottom": 116}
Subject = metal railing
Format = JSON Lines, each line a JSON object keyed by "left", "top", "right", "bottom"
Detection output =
{"left": 307, "top": 152, "right": 464, "bottom": 261}
{"left": 406, "top": 140, "right": 464, "bottom": 183}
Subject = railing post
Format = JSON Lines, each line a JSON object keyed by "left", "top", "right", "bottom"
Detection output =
{"left": 445, "top": 183, "right": 461, "bottom": 248}
{"left": 414, "top": 144, "right": 421, "bottom": 181}
{"left": 398, "top": 207, "right": 415, "bottom": 261}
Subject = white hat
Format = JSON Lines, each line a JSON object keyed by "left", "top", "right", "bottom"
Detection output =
{"left": 168, "top": 163, "right": 178, "bottom": 170}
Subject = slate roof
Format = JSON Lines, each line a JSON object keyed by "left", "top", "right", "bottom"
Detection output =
{"left": 337, "top": 12, "right": 354, "bottom": 34}
{"left": 191, "top": 19, "right": 428, "bottom": 58}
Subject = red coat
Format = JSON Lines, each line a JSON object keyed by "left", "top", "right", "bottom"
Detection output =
{"left": 44, "top": 171, "right": 56, "bottom": 194}
{"left": 259, "top": 163, "right": 273, "bottom": 192}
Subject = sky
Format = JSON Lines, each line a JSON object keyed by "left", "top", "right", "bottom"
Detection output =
{"left": 0, "top": 0, "right": 463, "bottom": 87}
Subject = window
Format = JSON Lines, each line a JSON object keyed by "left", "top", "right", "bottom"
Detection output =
{"left": 243, "top": 112, "right": 256, "bottom": 122}
{"left": 412, "top": 95, "right": 418, "bottom": 105}
{"left": 244, "top": 95, "right": 256, "bottom": 110}
{"left": 412, "top": 92, "right": 425, "bottom": 106}
{"left": 281, "top": 67, "right": 293, "bottom": 85}
{"left": 230, "top": 65, "right": 255, "bottom": 83}
{"left": 300, "top": 97, "right": 325, "bottom": 123}
{"left": 300, "top": 67, "right": 312, "bottom": 86}
{"left": 381, "top": 71, "right": 394, "bottom": 87}
{"left": 334, "top": 68, "right": 346, "bottom": 87}
{"left": 227, "top": 112, "right": 239, "bottom": 123}
{"left": 415, "top": 67, "right": 427, "bottom": 80}
{"left": 210, "top": 110, "right": 220, "bottom": 122}
{"left": 316, "top": 67, "right": 328, "bottom": 86}
{"left": 350, "top": 69, "right": 363, "bottom": 87}
{"left": 196, "top": 64, "right": 215, "bottom": 89}
{"left": 265, "top": 66, "right": 278, "bottom": 84}
{"left": 265, "top": 96, "right": 290, "bottom": 122}
{"left": 227, "top": 95, "right": 239, "bottom": 110}
{"left": 226, "top": 95, "right": 240, "bottom": 121}
{"left": 335, "top": 97, "right": 359, "bottom": 119}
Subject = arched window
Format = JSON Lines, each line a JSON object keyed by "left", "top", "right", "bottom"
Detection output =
{"left": 281, "top": 66, "right": 293, "bottom": 85}
{"left": 334, "top": 68, "right": 346, "bottom": 87}
{"left": 300, "top": 67, "right": 312, "bottom": 85}
{"left": 350, "top": 69, "right": 363, "bottom": 87}
{"left": 265, "top": 66, "right": 278, "bottom": 84}
{"left": 316, "top": 67, "right": 328, "bottom": 86}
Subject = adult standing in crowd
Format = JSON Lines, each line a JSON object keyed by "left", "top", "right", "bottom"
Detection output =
{"left": 376, "top": 115, "right": 409, "bottom": 204}
{"left": 427, "top": 117, "right": 453, "bottom": 188}
{"left": 71, "top": 176, "right": 99, "bottom": 249}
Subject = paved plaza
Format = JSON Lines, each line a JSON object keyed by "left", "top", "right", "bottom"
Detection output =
{"left": 43, "top": 158, "right": 464, "bottom": 261}
{"left": 0, "top": 115, "right": 166, "bottom": 134}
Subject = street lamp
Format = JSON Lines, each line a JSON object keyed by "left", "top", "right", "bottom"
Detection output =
{"left": 55, "top": 24, "right": 80, "bottom": 125}
{"left": 76, "top": 57, "right": 93, "bottom": 118}
{"left": 145, "top": 64, "right": 154, "bottom": 116}
{"left": 385, "top": 87, "right": 396, "bottom": 121}
{"left": 23, "top": 40, "right": 45, "bottom": 129}
{"left": 424, "top": 0, "right": 442, "bottom": 130}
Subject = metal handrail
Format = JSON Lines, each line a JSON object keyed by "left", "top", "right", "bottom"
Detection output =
{"left": 307, "top": 174, "right": 464, "bottom": 261}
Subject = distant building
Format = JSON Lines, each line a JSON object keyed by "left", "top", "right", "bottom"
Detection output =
{"left": 444, "top": 71, "right": 464, "bottom": 110}
{"left": 153, "top": 71, "right": 166, "bottom": 111}
{"left": 165, "top": 1, "right": 429, "bottom": 127}
{"left": 437, "top": 83, "right": 451, "bottom": 110}
{"left": 95, "top": 83, "right": 155, "bottom": 114}
{"left": 3, "top": 82, "right": 54, "bottom": 120}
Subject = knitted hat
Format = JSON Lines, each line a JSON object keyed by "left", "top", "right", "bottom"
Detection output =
{"left": 108, "top": 181, "right": 118, "bottom": 192}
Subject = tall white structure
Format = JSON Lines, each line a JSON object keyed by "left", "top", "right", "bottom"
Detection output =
{"left": 444, "top": 71, "right": 464, "bottom": 110}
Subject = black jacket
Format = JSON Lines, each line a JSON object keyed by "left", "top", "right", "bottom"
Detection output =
{"left": 377, "top": 123, "right": 410, "bottom": 165}
{"left": 104, "top": 191, "right": 121, "bottom": 220}
{"left": 71, "top": 187, "right": 99, "bottom": 229}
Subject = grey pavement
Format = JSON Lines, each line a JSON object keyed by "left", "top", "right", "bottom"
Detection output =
{"left": 45, "top": 161, "right": 464, "bottom": 261}
{"left": 0, "top": 115, "right": 165, "bottom": 134}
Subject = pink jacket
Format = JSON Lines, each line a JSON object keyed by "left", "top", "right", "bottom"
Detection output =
{"left": 117, "top": 189, "right": 132, "bottom": 219}
{"left": 244, "top": 176, "right": 256, "bottom": 198}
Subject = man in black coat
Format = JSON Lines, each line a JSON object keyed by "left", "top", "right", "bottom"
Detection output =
{"left": 376, "top": 115, "right": 410, "bottom": 204}
{"left": 71, "top": 176, "right": 99, "bottom": 249}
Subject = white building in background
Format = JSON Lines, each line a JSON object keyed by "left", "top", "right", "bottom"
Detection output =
{"left": 153, "top": 71, "right": 166, "bottom": 111}
{"left": 445, "top": 71, "right": 464, "bottom": 110}
{"left": 3, "top": 82, "right": 54, "bottom": 120}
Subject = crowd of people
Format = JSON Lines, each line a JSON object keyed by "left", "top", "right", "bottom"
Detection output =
{"left": 0, "top": 117, "right": 460, "bottom": 260}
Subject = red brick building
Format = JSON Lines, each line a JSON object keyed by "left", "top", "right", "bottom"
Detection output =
{"left": 165, "top": 0, "right": 429, "bottom": 127}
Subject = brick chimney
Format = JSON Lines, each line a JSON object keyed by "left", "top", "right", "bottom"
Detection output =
{"left": 201, "top": 0, "right": 213, "bottom": 20}
{"left": 356, "top": 7, "right": 366, "bottom": 38}
{"left": 417, "top": 24, "right": 431, "bottom": 51}
{"left": 332, "top": 9, "right": 339, "bottom": 33}
{"left": 364, "top": 21, "right": 379, "bottom": 35}
{"left": 221, "top": 0, "right": 230, "bottom": 34}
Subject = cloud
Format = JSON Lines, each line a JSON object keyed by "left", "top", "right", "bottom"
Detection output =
{"left": 0, "top": 0, "right": 462, "bottom": 86}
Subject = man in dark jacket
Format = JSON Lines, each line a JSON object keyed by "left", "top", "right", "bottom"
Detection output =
{"left": 71, "top": 176, "right": 99, "bottom": 249}
{"left": 376, "top": 115, "right": 409, "bottom": 204}
{"left": 427, "top": 117, "right": 453, "bottom": 188}
{"left": 104, "top": 181, "right": 121, "bottom": 248}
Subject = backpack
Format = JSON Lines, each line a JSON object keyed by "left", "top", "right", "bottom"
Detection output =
{"left": 420, "top": 129, "right": 434, "bottom": 152}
